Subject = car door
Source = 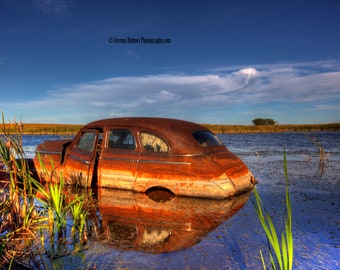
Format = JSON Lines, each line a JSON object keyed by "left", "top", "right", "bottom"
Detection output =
{"left": 135, "top": 131, "right": 179, "bottom": 192}
{"left": 63, "top": 129, "right": 99, "bottom": 187}
{"left": 97, "top": 127, "right": 139, "bottom": 190}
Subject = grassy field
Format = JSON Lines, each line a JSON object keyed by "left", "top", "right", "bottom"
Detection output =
{"left": 2, "top": 122, "right": 340, "bottom": 134}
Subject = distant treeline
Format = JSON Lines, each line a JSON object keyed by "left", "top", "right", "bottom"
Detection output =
{"left": 203, "top": 123, "right": 340, "bottom": 134}
{"left": 1, "top": 122, "right": 340, "bottom": 135}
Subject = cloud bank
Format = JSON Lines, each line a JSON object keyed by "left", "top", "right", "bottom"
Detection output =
{"left": 2, "top": 61, "right": 340, "bottom": 124}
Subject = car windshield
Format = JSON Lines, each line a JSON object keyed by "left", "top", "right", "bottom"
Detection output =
{"left": 193, "top": 131, "right": 223, "bottom": 147}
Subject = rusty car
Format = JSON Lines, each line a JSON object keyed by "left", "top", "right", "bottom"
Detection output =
{"left": 32, "top": 117, "right": 256, "bottom": 198}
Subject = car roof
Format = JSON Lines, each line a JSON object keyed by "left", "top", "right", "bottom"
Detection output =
{"left": 84, "top": 117, "right": 213, "bottom": 154}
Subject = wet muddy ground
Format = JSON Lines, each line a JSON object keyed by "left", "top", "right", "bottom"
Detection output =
{"left": 10, "top": 132, "right": 340, "bottom": 269}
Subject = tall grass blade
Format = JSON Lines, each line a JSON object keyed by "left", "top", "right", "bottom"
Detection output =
{"left": 283, "top": 149, "right": 294, "bottom": 270}
{"left": 253, "top": 148, "right": 294, "bottom": 270}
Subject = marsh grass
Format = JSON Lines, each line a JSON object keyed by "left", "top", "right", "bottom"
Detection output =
{"left": 253, "top": 149, "right": 293, "bottom": 270}
{"left": 38, "top": 179, "right": 68, "bottom": 244}
{"left": 0, "top": 114, "right": 90, "bottom": 269}
{"left": 306, "top": 134, "right": 330, "bottom": 174}
{"left": 35, "top": 151, "right": 89, "bottom": 245}
{"left": 0, "top": 113, "right": 48, "bottom": 268}
{"left": 70, "top": 197, "right": 88, "bottom": 243}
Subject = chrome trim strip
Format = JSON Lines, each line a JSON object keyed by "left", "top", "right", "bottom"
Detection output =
{"left": 138, "top": 160, "right": 190, "bottom": 165}
{"left": 167, "top": 153, "right": 201, "bottom": 157}
{"left": 101, "top": 157, "right": 137, "bottom": 162}
{"left": 36, "top": 151, "right": 61, "bottom": 155}
{"left": 101, "top": 156, "right": 190, "bottom": 165}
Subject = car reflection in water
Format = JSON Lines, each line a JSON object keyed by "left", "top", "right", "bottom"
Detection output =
{"left": 94, "top": 188, "right": 252, "bottom": 253}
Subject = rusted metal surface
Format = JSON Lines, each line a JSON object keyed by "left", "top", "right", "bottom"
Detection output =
{"left": 32, "top": 117, "right": 256, "bottom": 198}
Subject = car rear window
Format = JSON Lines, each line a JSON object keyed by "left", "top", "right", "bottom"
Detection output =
{"left": 193, "top": 131, "right": 223, "bottom": 147}
{"left": 140, "top": 132, "right": 169, "bottom": 152}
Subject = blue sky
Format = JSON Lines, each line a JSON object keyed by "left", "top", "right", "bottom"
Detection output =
{"left": 1, "top": 0, "right": 340, "bottom": 124}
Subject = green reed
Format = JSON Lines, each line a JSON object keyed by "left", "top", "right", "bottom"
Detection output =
{"left": 70, "top": 197, "right": 88, "bottom": 243}
{"left": 0, "top": 113, "right": 47, "bottom": 268}
{"left": 0, "top": 114, "right": 90, "bottom": 268}
{"left": 34, "top": 152, "right": 89, "bottom": 249}
{"left": 37, "top": 179, "right": 68, "bottom": 243}
{"left": 0, "top": 113, "right": 43, "bottom": 230}
{"left": 253, "top": 149, "right": 293, "bottom": 270}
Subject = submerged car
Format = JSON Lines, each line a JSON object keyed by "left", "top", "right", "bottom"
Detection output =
{"left": 32, "top": 117, "right": 256, "bottom": 198}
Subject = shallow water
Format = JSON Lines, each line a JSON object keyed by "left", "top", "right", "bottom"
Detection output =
{"left": 20, "top": 132, "right": 340, "bottom": 269}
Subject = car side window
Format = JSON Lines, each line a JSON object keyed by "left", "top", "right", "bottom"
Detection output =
{"left": 140, "top": 132, "right": 169, "bottom": 152}
{"left": 108, "top": 129, "right": 136, "bottom": 150}
{"left": 75, "top": 132, "right": 97, "bottom": 152}
{"left": 193, "top": 131, "right": 223, "bottom": 147}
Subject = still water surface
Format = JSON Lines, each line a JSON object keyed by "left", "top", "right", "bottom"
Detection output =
{"left": 21, "top": 132, "right": 340, "bottom": 269}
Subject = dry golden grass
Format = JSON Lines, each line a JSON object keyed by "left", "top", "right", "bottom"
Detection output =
{"left": 1, "top": 122, "right": 339, "bottom": 134}
{"left": 1, "top": 123, "right": 83, "bottom": 134}
{"left": 203, "top": 123, "right": 340, "bottom": 134}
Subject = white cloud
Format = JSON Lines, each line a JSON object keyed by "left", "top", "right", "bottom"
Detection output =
{"left": 257, "top": 70, "right": 340, "bottom": 103}
{"left": 236, "top": 67, "right": 257, "bottom": 76}
{"left": 2, "top": 61, "right": 340, "bottom": 124}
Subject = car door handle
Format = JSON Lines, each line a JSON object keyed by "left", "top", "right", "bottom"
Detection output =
{"left": 83, "top": 160, "right": 90, "bottom": 164}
